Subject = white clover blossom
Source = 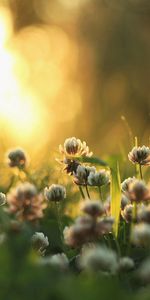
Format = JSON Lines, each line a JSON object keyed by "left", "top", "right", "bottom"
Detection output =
{"left": 31, "top": 232, "right": 49, "bottom": 255}
{"left": 128, "top": 180, "right": 150, "bottom": 203}
{"left": 78, "top": 246, "right": 118, "bottom": 274}
{"left": 81, "top": 200, "right": 104, "bottom": 218}
{"left": 37, "top": 253, "right": 69, "bottom": 270}
{"left": 0, "top": 192, "right": 6, "bottom": 206}
{"left": 119, "top": 257, "right": 134, "bottom": 271}
{"left": 138, "top": 259, "right": 150, "bottom": 283}
{"left": 137, "top": 204, "right": 150, "bottom": 223}
{"left": 74, "top": 165, "right": 96, "bottom": 186}
{"left": 121, "top": 177, "right": 135, "bottom": 193}
{"left": 88, "top": 170, "right": 110, "bottom": 187}
{"left": 131, "top": 223, "right": 150, "bottom": 246}
{"left": 7, "top": 148, "right": 27, "bottom": 168}
{"left": 59, "top": 137, "right": 93, "bottom": 158}
{"left": 44, "top": 184, "right": 66, "bottom": 202}
{"left": 121, "top": 195, "right": 130, "bottom": 210}
{"left": 128, "top": 146, "right": 150, "bottom": 166}
{"left": 121, "top": 204, "right": 133, "bottom": 223}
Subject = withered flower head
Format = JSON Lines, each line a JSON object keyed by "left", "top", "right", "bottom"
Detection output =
{"left": 59, "top": 137, "right": 93, "bottom": 158}
{"left": 88, "top": 169, "right": 110, "bottom": 187}
{"left": 7, "top": 182, "right": 46, "bottom": 221}
{"left": 128, "top": 146, "right": 150, "bottom": 166}
{"left": 81, "top": 200, "right": 105, "bottom": 218}
{"left": 7, "top": 148, "right": 27, "bottom": 168}
{"left": 31, "top": 232, "right": 49, "bottom": 256}
{"left": 44, "top": 184, "right": 66, "bottom": 202}
{"left": 74, "top": 165, "right": 96, "bottom": 186}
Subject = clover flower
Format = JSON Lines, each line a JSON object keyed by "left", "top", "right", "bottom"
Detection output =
{"left": 0, "top": 192, "right": 6, "bottom": 206}
{"left": 63, "top": 218, "right": 94, "bottom": 248}
{"left": 44, "top": 184, "right": 66, "bottom": 202}
{"left": 31, "top": 232, "right": 49, "bottom": 256}
{"left": 138, "top": 258, "right": 150, "bottom": 284}
{"left": 128, "top": 146, "right": 150, "bottom": 166}
{"left": 38, "top": 253, "right": 69, "bottom": 270}
{"left": 131, "top": 223, "right": 150, "bottom": 246}
{"left": 74, "top": 165, "right": 96, "bottom": 186}
{"left": 61, "top": 158, "right": 80, "bottom": 175}
{"left": 7, "top": 182, "right": 46, "bottom": 221}
{"left": 138, "top": 204, "right": 150, "bottom": 223}
{"left": 88, "top": 170, "right": 110, "bottom": 187}
{"left": 7, "top": 148, "right": 27, "bottom": 168}
{"left": 96, "top": 217, "right": 114, "bottom": 235}
{"left": 81, "top": 200, "right": 105, "bottom": 218}
{"left": 121, "top": 204, "right": 133, "bottom": 223}
{"left": 128, "top": 180, "right": 150, "bottom": 203}
{"left": 78, "top": 246, "right": 118, "bottom": 274}
{"left": 121, "top": 195, "right": 130, "bottom": 210}
{"left": 121, "top": 177, "right": 136, "bottom": 194}
{"left": 118, "top": 257, "right": 134, "bottom": 271}
{"left": 59, "top": 137, "right": 93, "bottom": 158}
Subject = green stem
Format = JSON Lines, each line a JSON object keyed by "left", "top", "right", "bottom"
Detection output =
{"left": 139, "top": 164, "right": 143, "bottom": 180}
{"left": 98, "top": 186, "right": 103, "bottom": 202}
{"left": 85, "top": 185, "right": 91, "bottom": 199}
{"left": 79, "top": 186, "right": 85, "bottom": 200}
{"left": 55, "top": 202, "right": 64, "bottom": 246}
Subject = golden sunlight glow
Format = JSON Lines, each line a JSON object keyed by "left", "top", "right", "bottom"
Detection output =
{"left": 0, "top": 7, "right": 81, "bottom": 148}
{"left": 0, "top": 8, "right": 42, "bottom": 141}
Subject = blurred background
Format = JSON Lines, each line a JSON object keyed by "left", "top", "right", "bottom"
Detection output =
{"left": 0, "top": 0, "right": 149, "bottom": 163}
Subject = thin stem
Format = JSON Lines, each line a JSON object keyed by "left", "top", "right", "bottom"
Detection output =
{"left": 85, "top": 185, "right": 91, "bottom": 199}
{"left": 98, "top": 186, "right": 103, "bottom": 202}
{"left": 79, "top": 186, "right": 85, "bottom": 200}
{"left": 139, "top": 164, "right": 143, "bottom": 180}
{"left": 55, "top": 202, "right": 64, "bottom": 246}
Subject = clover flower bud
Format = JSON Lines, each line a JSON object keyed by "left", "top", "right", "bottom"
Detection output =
{"left": 0, "top": 192, "right": 6, "bottom": 206}
{"left": 88, "top": 170, "right": 110, "bottom": 187}
{"left": 44, "top": 184, "right": 66, "bottom": 202}
{"left": 74, "top": 165, "right": 96, "bottom": 186}
{"left": 118, "top": 257, "right": 134, "bottom": 271}
{"left": 131, "top": 223, "right": 150, "bottom": 246}
{"left": 78, "top": 246, "right": 118, "bottom": 274}
{"left": 121, "top": 204, "right": 133, "bottom": 223}
{"left": 7, "top": 148, "right": 27, "bottom": 168}
{"left": 59, "top": 137, "right": 93, "bottom": 158}
{"left": 31, "top": 232, "right": 49, "bottom": 256}
{"left": 128, "top": 146, "right": 150, "bottom": 166}
{"left": 82, "top": 200, "right": 105, "bottom": 218}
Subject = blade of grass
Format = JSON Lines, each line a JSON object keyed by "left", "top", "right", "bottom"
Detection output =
{"left": 110, "top": 161, "right": 121, "bottom": 237}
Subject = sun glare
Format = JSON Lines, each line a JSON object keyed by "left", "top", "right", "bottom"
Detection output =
{"left": 0, "top": 8, "right": 41, "bottom": 142}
